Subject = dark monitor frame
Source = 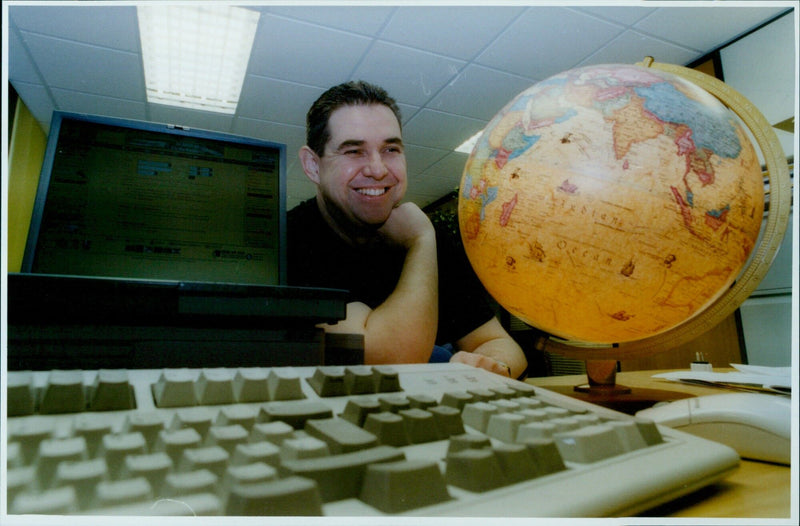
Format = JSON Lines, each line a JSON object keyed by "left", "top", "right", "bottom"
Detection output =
{"left": 20, "top": 111, "right": 288, "bottom": 286}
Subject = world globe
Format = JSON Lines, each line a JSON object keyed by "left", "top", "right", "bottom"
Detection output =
{"left": 458, "top": 61, "right": 785, "bottom": 354}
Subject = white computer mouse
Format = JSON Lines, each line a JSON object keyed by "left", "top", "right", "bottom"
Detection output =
{"left": 636, "top": 392, "right": 791, "bottom": 465}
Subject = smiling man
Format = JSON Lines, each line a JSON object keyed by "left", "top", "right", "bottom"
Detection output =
{"left": 287, "top": 81, "right": 527, "bottom": 378}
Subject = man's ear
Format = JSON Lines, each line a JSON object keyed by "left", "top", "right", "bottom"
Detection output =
{"left": 299, "top": 146, "right": 322, "bottom": 184}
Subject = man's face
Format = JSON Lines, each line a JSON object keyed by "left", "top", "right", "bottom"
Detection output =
{"left": 314, "top": 104, "right": 407, "bottom": 233}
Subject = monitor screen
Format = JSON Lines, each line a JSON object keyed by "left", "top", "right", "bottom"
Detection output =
{"left": 22, "top": 112, "right": 287, "bottom": 285}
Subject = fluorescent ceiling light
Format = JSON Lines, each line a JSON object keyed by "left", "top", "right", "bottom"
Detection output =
{"left": 455, "top": 130, "right": 484, "bottom": 154}
{"left": 138, "top": 5, "right": 260, "bottom": 114}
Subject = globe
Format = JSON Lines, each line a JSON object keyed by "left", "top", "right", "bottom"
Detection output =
{"left": 458, "top": 63, "right": 769, "bottom": 348}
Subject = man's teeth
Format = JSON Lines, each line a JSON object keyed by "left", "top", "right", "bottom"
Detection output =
{"left": 357, "top": 188, "right": 386, "bottom": 196}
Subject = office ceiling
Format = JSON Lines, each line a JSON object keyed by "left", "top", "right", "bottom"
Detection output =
{"left": 7, "top": 2, "right": 793, "bottom": 210}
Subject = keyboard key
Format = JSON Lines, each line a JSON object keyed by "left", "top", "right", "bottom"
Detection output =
{"left": 123, "top": 452, "right": 172, "bottom": 493}
{"left": 179, "top": 446, "right": 230, "bottom": 477}
{"left": 363, "top": 412, "right": 409, "bottom": 447}
{"left": 491, "top": 442, "right": 537, "bottom": 483}
{"left": 267, "top": 368, "right": 305, "bottom": 401}
{"left": 486, "top": 412, "right": 526, "bottom": 443}
{"left": 222, "top": 462, "right": 277, "bottom": 489}
{"left": 9, "top": 418, "right": 55, "bottom": 464}
{"left": 225, "top": 476, "right": 323, "bottom": 516}
{"left": 205, "top": 424, "right": 249, "bottom": 454}
{"left": 428, "top": 405, "right": 465, "bottom": 439}
{"left": 195, "top": 368, "right": 236, "bottom": 405}
{"left": 440, "top": 391, "right": 474, "bottom": 410}
{"left": 94, "top": 476, "right": 152, "bottom": 507}
{"left": 461, "top": 401, "right": 499, "bottom": 433}
{"left": 259, "top": 400, "right": 333, "bottom": 429}
{"left": 407, "top": 393, "right": 437, "bottom": 410}
{"left": 344, "top": 366, "right": 376, "bottom": 394}
{"left": 101, "top": 432, "right": 147, "bottom": 479}
{"left": 124, "top": 412, "right": 166, "bottom": 448}
{"left": 372, "top": 366, "right": 401, "bottom": 393}
{"left": 446, "top": 433, "right": 491, "bottom": 456}
{"left": 378, "top": 395, "right": 411, "bottom": 413}
{"left": 340, "top": 397, "right": 381, "bottom": 427}
{"left": 280, "top": 445, "right": 404, "bottom": 502}
{"left": 152, "top": 369, "right": 197, "bottom": 408}
{"left": 232, "top": 441, "right": 280, "bottom": 467}
{"left": 607, "top": 420, "right": 648, "bottom": 452}
{"left": 39, "top": 370, "right": 86, "bottom": 414}
{"left": 554, "top": 424, "right": 626, "bottom": 463}
{"left": 155, "top": 428, "right": 201, "bottom": 465}
{"left": 516, "top": 421, "right": 557, "bottom": 441}
{"left": 163, "top": 469, "right": 218, "bottom": 497}
{"left": 398, "top": 409, "right": 439, "bottom": 444}
{"left": 37, "top": 436, "right": 88, "bottom": 487}
{"left": 520, "top": 438, "right": 567, "bottom": 477}
{"left": 634, "top": 418, "right": 664, "bottom": 445}
{"left": 72, "top": 414, "right": 114, "bottom": 457}
{"left": 308, "top": 366, "right": 347, "bottom": 397}
{"left": 305, "top": 417, "right": 379, "bottom": 454}
{"left": 89, "top": 369, "right": 134, "bottom": 411}
{"left": 445, "top": 448, "right": 507, "bottom": 492}
{"left": 11, "top": 486, "right": 78, "bottom": 514}
{"left": 55, "top": 458, "right": 108, "bottom": 509}
{"left": 360, "top": 459, "right": 451, "bottom": 512}
{"left": 6, "top": 371, "right": 36, "bottom": 416}
{"left": 250, "top": 421, "right": 294, "bottom": 445}
{"left": 279, "top": 437, "right": 330, "bottom": 461}
{"left": 233, "top": 368, "right": 270, "bottom": 403}
{"left": 170, "top": 406, "right": 215, "bottom": 435}
{"left": 467, "top": 388, "right": 496, "bottom": 403}
{"left": 217, "top": 405, "right": 258, "bottom": 430}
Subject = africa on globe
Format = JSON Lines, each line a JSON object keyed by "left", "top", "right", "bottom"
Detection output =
{"left": 459, "top": 63, "right": 764, "bottom": 344}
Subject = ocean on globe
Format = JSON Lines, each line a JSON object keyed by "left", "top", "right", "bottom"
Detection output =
{"left": 459, "top": 63, "right": 764, "bottom": 344}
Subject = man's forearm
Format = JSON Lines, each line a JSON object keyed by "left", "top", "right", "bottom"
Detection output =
{"left": 364, "top": 230, "right": 438, "bottom": 364}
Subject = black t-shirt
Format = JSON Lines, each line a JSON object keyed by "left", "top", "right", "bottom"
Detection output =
{"left": 287, "top": 198, "right": 495, "bottom": 346}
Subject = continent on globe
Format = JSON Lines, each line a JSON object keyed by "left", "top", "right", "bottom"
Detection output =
{"left": 459, "top": 64, "right": 764, "bottom": 344}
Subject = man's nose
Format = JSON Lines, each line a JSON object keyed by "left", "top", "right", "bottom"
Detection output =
{"left": 363, "top": 150, "right": 388, "bottom": 178}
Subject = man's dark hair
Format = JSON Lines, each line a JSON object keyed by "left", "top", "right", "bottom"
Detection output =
{"left": 306, "top": 81, "right": 402, "bottom": 156}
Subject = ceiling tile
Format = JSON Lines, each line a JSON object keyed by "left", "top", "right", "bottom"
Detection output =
{"left": 238, "top": 76, "right": 324, "bottom": 126}
{"left": 380, "top": 6, "right": 526, "bottom": 60}
{"left": 51, "top": 89, "right": 147, "bottom": 122}
{"left": 427, "top": 65, "right": 535, "bottom": 120}
{"left": 634, "top": 6, "right": 788, "bottom": 52}
{"left": 21, "top": 32, "right": 144, "bottom": 101}
{"left": 8, "top": 28, "right": 41, "bottom": 85}
{"left": 232, "top": 119, "right": 305, "bottom": 151}
{"left": 353, "top": 41, "right": 466, "bottom": 107}
{"left": 404, "top": 144, "right": 451, "bottom": 177}
{"left": 404, "top": 109, "right": 486, "bottom": 151}
{"left": 476, "top": 6, "right": 624, "bottom": 79}
{"left": 248, "top": 14, "right": 372, "bottom": 87}
{"left": 262, "top": 5, "right": 395, "bottom": 36}
{"left": 579, "top": 31, "right": 699, "bottom": 69}
{"left": 574, "top": 5, "right": 656, "bottom": 26}
{"left": 9, "top": 4, "right": 139, "bottom": 52}
{"left": 476, "top": 7, "right": 622, "bottom": 79}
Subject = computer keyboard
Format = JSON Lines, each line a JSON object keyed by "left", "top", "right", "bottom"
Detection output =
{"left": 5, "top": 363, "right": 740, "bottom": 517}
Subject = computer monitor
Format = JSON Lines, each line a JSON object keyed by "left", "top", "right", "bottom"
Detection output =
{"left": 21, "top": 111, "right": 287, "bottom": 286}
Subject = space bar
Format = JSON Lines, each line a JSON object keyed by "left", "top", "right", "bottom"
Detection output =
{"left": 280, "top": 445, "right": 405, "bottom": 502}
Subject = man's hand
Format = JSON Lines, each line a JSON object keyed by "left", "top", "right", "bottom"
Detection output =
{"left": 450, "top": 350, "right": 512, "bottom": 377}
{"left": 377, "top": 202, "right": 435, "bottom": 249}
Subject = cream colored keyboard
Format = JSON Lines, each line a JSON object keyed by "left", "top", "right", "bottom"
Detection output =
{"left": 5, "top": 363, "right": 740, "bottom": 517}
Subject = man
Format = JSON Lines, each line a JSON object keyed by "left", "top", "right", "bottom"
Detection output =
{"left": 288, "top": 81, "right": 527, "bottom": 378}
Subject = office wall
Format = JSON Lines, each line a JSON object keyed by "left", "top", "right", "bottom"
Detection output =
{"left": 7, "top": 98, "right": 46, "bottom": 272}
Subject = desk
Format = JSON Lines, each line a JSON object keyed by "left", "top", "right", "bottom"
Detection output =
{"left": 526, "top": 369, "right": 793, "bottom": 519}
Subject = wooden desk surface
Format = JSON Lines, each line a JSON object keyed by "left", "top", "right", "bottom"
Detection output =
{"left": 526, "top": 369, "right": 794, "bottom": 519}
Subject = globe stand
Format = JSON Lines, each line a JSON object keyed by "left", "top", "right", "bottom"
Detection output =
{"left": 573, "top": 360, "right": 631, "bottom": 395}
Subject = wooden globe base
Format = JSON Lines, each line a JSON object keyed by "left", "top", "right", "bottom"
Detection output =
{"left": 548, "top": 359, "right": 693, "bottom": 415}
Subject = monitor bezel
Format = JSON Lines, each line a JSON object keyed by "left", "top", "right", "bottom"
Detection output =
{"left": 20, "top": 111, "right": 288, "bottom": 286}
